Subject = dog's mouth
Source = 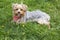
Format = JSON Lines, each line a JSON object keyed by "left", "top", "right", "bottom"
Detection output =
{"left": 13, "top": 14, "right": 23, "bottom": 22}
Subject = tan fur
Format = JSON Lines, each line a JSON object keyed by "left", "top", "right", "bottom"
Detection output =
{"left": 12, "top": 3, "right": 50, "bottom": 29}
{"left": 12, "top": 3, "right": 27, "bottom": 16}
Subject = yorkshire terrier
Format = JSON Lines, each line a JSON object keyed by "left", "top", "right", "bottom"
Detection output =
{"left": 12, "top": 3, "right": 50, "bottom": 29}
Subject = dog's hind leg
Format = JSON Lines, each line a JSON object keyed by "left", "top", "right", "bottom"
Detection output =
{"left": 37, "top": 19, "right": 50, "bottom": 29}
{"left": 47, "top": 22, "right": 50, "bottom": 29}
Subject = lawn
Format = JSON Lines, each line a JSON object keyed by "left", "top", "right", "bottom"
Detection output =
{"left": 0, "top": 0, "right": 60, "bottom": 40}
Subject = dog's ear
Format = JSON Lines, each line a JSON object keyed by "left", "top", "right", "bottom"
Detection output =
{"left": 24, "top": 5, "right": 28, "bottom": 11}
{"left": 12, "top": 3, "right": 18, "bottom": 8}
{"left": 21, "top": 3, "right": 28, "bottom": 9}
{"left": 23, "top": 4, "right": 28, "bottom": 10}
{"left": 25, "top": 5, "right": 28, "bottom": 9}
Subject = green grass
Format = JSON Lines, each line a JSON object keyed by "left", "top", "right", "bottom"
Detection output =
{"left": 0, "top": 0, "right": 60, "bottom": 40}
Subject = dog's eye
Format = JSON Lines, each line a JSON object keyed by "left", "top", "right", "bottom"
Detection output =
{"left": 16, "top": 9, "right": 18, "bottom": 10}
{"left": 20, "top": 9, "right": 23, "bottom": 11}
{"left": 24, "top": 10, "right": 26, "bottom": 12}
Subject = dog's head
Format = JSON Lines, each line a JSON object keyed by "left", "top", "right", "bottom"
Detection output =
{"left": 12, "top": 3, "right": 28, "bottom": 22}
{"left": 12, "top": 3, "right": 27, "bottom": 17}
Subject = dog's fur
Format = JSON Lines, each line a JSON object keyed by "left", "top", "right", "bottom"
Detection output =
{"left": 12, "top": 3, "right": 50, "bottom": 29}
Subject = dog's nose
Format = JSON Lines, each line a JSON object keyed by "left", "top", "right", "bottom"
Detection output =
{"left": 18, "top": 12, "right": 20, "bottom": 13}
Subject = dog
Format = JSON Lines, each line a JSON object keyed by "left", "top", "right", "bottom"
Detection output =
{"left": 12, "top": 3, "right": 50, "bottom": 29}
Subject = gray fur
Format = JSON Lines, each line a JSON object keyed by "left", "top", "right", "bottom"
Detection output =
{"left": 19, "top": 10, "right": 50, "bottom": 24}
